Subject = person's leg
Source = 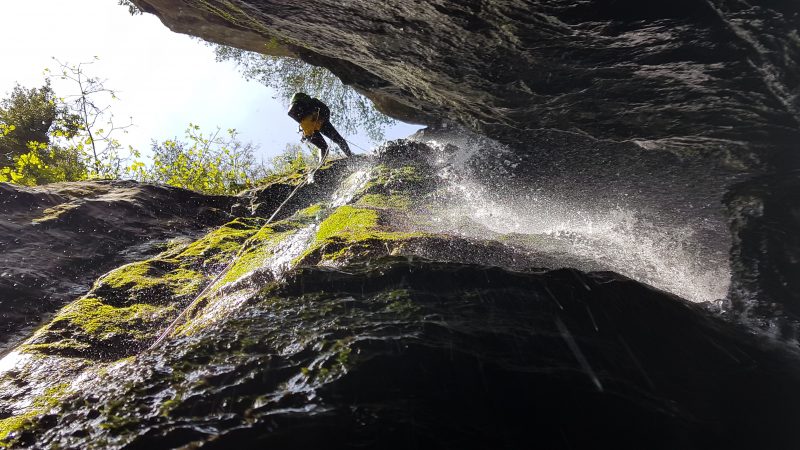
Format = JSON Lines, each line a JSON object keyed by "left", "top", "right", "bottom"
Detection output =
{"left": 320, "top": 122, "right": 352, "bottom": 156}
{"left": 308, "top": 132, "right": 329, "bottom": 163}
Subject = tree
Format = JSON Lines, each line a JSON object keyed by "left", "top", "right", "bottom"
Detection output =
{"left": 132, "top": 124, "right": 265, "bottom": 195}
{"left": 214, "top": 45, "right": 395, "bottom": 143}
{"left": 0, "top": 81, "right": 77, "bottom": 167}
{"left": 267, "top": 143, "right": 313, "bottom": 176}
{"left": 0, "top": 141, "right": 86, "bottom": 186}
{"left": 0, "top": 82, "right": 86, "bottom": 185}
{"left": 51, "top": 58, "right": 134, "bottom": 178}
{"left": 0, "top": 58, "right": 134, "bottom": 186}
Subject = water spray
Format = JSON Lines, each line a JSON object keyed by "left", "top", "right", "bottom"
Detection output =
{"left": 147, "top": 156, "right": 330, "bottom": 351}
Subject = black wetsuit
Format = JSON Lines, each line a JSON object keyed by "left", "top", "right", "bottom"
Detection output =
{"left": 287, "top": 97, "right": 351, "bottom": 159}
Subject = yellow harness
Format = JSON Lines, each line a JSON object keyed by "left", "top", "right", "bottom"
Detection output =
{"left": 299, "top": 110, "right": 323, "bottom": 137}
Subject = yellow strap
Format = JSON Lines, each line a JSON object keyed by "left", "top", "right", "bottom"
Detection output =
{"left": 300, "top": 111, "right": 323, "bottom": 137}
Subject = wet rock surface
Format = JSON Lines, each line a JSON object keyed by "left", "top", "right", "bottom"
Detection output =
{"left": 127, "top": 0, "right": 800, "bottom": 317}
{"left": 132, "top": 0, "right": 800, "bottom": 168}
{"left": 725, "top": 170, "right": 800, "bottom": 324}
{"left": 1, "top": 142, "right": 799, "bottom": 448}
{"left": 0, "top": 180, "right": 235, "bottom": 352}
{"left": 9, "top": 260, "right": 800, "bottom": 450}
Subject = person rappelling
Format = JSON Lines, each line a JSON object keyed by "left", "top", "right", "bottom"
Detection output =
{"left": 151, "top": 94, "right": 353, "bottom": 351}
{"left": 287, "top": 92, "right": 352, "bottom": 163}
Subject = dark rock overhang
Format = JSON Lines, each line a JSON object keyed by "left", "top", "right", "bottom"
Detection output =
{"left": 132, "top": 0, "right": 800, "bottom": 169}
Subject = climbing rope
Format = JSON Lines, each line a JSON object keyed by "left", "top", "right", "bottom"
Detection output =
{"left": 147, "top": 156, "right": 328, "bottom": 351}
{"left": 344, "top": 137, "right": 370, "bottom": 153}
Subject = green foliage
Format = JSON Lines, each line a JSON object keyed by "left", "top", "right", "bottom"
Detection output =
{"left": 130, "top": 128, "right": 319, "bottom": 195}
{"left": 0, "top": 141, "right": 86, "bottom": 186}
{"left": 0, "top": 81, "right": 67, "bottom": 166}
{"left": 0, "top": 59, "right": 331, "bottom": 192}
{"left": 132, "top": 124, "right": 264, "bottom": 195}
{"left": 214, "top": 45, "right": 395, "bottom": 142}
{"left": 0, "top": 59, "right": 133, "bottom": 186}
{"left": 269, "top": 143, "right": 313, "bottom": 174}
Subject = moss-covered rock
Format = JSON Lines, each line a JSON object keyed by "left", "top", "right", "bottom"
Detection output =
{"left": 3, "top": 139, "right": 800, "bottom": 449}
{"left": 7, "top": 258, "right": 800, "bottom": 449}
{"left": 0, "top": 180, "right": 237, "bottom": 352}
{"left": 297, "top": 205, "right": 426, "bottom": 264}
{"left": 0, "top": 383, "right": 71, "bottom": 448}
{"left": 355, "top": 193, "right": 411, "bottom": 210}
{"left": 173, "top": 216, "right": 266, "bottom": 267}
{"left": 20, "top": 215, "right": 268, "bottom": 360}
{"left": 360, "top": 163, "right": 428, "bottom": 197}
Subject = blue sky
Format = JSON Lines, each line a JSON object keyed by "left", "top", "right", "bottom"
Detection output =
{"left": 0, "top": 0, "right": 420, "bottom": 161}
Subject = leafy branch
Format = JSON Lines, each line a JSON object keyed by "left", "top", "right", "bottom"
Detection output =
{"left": 51, "top": 58, "right": 134, "bottom": 178}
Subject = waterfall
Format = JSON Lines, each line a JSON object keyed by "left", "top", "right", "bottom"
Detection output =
{"left": 420, "top": 136, "right": 731, "bottom": 303}
{"left": 201, "top": 162, "right": 375, "bottom": 317}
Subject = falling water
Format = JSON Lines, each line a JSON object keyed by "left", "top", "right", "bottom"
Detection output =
{"left": 211, "top": 162, "right": 375, "bottom": 301}
{"left": 417, "top": 133, "right": 733, "bottom": 303}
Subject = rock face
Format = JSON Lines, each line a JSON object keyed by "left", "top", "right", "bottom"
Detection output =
{"left": 131, "top": 0, "right": 800, "bottom": 168}
{"left": 725, "top": 171, "right": 800, "bottom": 323}
{"left": 1, "top": 141, "right": 799, "bottom": 449}
{"left": 128, "top": 0, "right": 800, "bottom": 318}
{"left": 3, "top": 0, "right": 800, "bottom": 444}
{"left": 0, "top": 181, "right": 235, "bottom": 352}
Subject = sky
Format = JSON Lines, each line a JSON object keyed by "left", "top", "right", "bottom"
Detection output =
{"left": 0, "top": 0, "right": 420, "bottom": 161}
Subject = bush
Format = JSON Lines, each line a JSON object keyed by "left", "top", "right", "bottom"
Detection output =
{"left": 132, "top": 124, "right": 264, "bottom": 195}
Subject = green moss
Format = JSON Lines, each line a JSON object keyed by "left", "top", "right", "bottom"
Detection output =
{"left": 375, "top": 164, "right": 423, "bottom": 184}
{"left": 56, "top": 298, "right": 166, "bottom": 338}
{"left": 175, "top": 217, "right": 264, "bottom": 265}
{"left": 24, "top": 296, "right": 173, "bottom": 357}
{"left": 369, "top": 289, "right": 421, "bottom": 316}
{"left": 315, "top": 206, "right": 380, "bottom": 242}
{"left": 256, "top": 169, "right": 306, "bottom": 187}
{"left": 20, "top": 216, "right": 269, "bottom": 360}
{"left": 85, "top": 258, "right": 207, "bottom": 314}
{"left": 296, "top": 205, "right": 425, "bottom": 264}
{"left": 0, "top": 412, "right": 36, "bottom": 447}
{"left": 0, "top": 383, "right": 71, "bottom": 446}
{"left": 100, "top": 260, "right": 154, "bottom": 289}
{"left": 159, "top": 394, "right": 183, "bottom": 418}
{"left": 214, "top": 224, "right": 294, "bottom": 286}
{"left": 356, "top": 194, "right": 411, "bottom": 210}
{"left": 254, "top": 157, "right": 338, "bottom": 188}
{"left": 300, "top": 338, "right": 355, "bottom": 384}
{"left": 99, "top": 261, "right": 203, "bottom": 297}
{"left": 22, "top": 340, "right": 92, "bottom": 354}
{"left": 33, "top": 383, "right": 71, "bottom": 409}
{"left": 296, "top": 203, "right": 324, "bottom": 219}
{"left": 359, "top": 164, "right": 428, "bottom": 200}
{"left": 315, "top": 205, "right": 421, "bottom": 244}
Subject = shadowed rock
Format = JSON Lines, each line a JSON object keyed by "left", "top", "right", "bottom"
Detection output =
{"left": 1, "top": 132, "right": 798, "bottom": 449}
{"left": 131, "top": 0, "right": 800, "bottom": 168}
{"left": 10, "top": 260, "right": 800, "bottom": 450}
{"left": 0, "top": 180, "right": 235, "bottom": 352}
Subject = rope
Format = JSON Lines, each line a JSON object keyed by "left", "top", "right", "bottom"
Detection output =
{"left": 344, "top": 138, "right": 370, "bottom": 153}
{"left": 147, "top": 156, "right": 328, "bottom": 351}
